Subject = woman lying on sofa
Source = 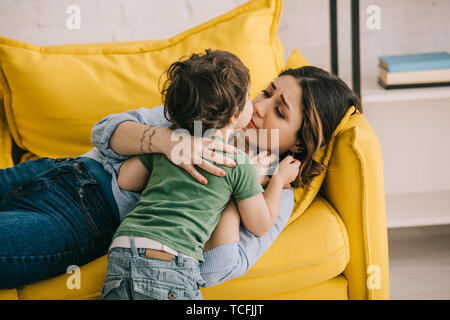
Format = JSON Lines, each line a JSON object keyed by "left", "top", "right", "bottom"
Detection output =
{"left": 0, "top": 66, "right": 361, "bottom": 289}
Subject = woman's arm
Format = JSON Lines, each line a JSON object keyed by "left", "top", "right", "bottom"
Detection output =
{"left": 90, "top": 105, "right": 238, "bottom": 184}
{"left": 110, "top": 122, "right": 171, "bottom": 156}
{"left": 91, "top": 106, "right": 170, "bottom": 161}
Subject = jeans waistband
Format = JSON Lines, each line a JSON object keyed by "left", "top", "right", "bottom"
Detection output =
{"left": 77, "top": 157, "right": 120, "bottom": 222}
{"left": 109, "top": 236, "right": 197, "bottom": 261}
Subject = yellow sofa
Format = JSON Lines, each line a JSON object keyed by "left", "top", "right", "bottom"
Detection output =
{"left": 0, "top": 0, "right": 389, "bottom": 299}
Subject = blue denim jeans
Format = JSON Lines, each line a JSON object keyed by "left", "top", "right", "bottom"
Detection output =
{"left": 102, "top": 237, "right": 206, "bottom": 300}
{"left": 0, "top": 157, "right": 120, "bottom": 289}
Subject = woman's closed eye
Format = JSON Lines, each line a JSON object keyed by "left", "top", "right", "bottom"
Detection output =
{"left": 262, "top": 89, "right": 285, "bottom": 118}
{"left": 274, "top": 106, "right": 284, "bottom": 118}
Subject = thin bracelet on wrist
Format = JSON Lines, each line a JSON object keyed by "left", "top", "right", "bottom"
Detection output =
{"left": 139, "top": 126, "right": 158, "bottom": 154}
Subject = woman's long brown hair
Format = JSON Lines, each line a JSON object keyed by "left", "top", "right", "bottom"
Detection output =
{"left": 279, "top": 66, "right": 362, "bottom": 188}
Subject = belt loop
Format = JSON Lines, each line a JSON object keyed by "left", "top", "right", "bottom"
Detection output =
{"left": 177, "top": 252, "right": 185, "bottom": 267}
{"left": 129, "top": 237, "right": 139, "bottom": 258}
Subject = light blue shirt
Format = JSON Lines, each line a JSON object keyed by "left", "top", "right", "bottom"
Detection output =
{"left": 82, "top": 106, "right": 172, "bottom": 220}
{"left": 82, "top": 105, "right": 295, "bottom": 287}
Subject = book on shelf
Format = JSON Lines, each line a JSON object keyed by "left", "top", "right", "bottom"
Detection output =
{"left": 378, "top": 52, "right": 450, "bottom": 89}
{"left": 379, "top": 52, "right": 450, "bottom": 72}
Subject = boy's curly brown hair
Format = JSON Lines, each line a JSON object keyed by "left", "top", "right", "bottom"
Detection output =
{"left": 161, "top": 49, "right": 250, "bottom": 135}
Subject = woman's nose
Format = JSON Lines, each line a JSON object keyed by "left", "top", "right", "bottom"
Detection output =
{"left": 253, "top": 100, "right": 266, "bottom": 119}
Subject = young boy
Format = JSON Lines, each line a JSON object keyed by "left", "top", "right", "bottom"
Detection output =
{"left": 101, "top": 49, "right": 300, "bottom": 300}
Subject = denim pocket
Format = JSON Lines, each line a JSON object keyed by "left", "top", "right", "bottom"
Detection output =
{"left": 193, "top": 266, "right": 207, "bottom": 289}
{"left": 183, "top": 267, "right": 206, "bottom": 300}
{"left": 75, "top": 182, "right": 103, "bottom": 238}
{"left": 12, "top": 166, "right": 71, "bottom": 196}
{"left": 101, "top": 275, "right": 128, "bottom": 300}
{"left": 132, "top": 277, "right": 184, "bottom": 300}
{"left": 10, "top": 160, "right": 104, "bottom": 241}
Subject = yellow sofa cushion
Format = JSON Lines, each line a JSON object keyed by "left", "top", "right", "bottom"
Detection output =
{"left": 0, "top": 0, "right": 283, "bottom": 159}
{"left": 8, "top": 47, "right": 308, "bottom": 167}
{"left": 283, "top": 48, "right": 309, "bottom": 70}
{"left": 17, "top": 255, "right": 108, "bottom": 300}
{"left": 0, "top": 195, "right": 349, "bottom": 300}
{"left": 7, "top": 46, "right": 308, "bottom": 164}
{"left": 202, "top": 195, "right": 349, "bottom": 299}
{"left": 258, "top": 275, "right": 348, "bottom": 300}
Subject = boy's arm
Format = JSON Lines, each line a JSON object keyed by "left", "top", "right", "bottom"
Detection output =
{"left": 117, "top": 156, "right": 151, "bottom": 192}
{"left": 236, "top": 175, "right": 284, "bottom": 237}
{"left": 200, "top": 188, "right": 294, "bottom": 287}
{"left": 235, "top": 155, "right": 300, "bottom": 237}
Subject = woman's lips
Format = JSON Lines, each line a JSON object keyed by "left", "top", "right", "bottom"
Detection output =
{"left": 248, "top": 119, "right": 257, "bottom": 129}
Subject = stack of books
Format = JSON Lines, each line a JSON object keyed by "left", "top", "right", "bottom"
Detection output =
{"left": 378, "top": 52, "right": 450, "bottom": 89}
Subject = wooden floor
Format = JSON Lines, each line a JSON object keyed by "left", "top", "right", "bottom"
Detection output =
{"left": 388, "top": 224, "right": 450, "bottom": 299}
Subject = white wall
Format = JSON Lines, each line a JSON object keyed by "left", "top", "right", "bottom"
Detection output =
{"left": 1, "top": 0, "right": 448, "bottom": 90}
{"left": 0, "top": 0, "right": 332, "bottom": 69}
{"left": 357, "top": 0, "right": 450, "bottom": 195}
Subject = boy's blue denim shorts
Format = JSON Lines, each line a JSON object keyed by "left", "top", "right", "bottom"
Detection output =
{"left": 101, "top": 237, "right": 206, "bottom": 300}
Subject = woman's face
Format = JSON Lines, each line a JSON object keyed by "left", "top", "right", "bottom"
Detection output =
{"left": 245, "top": 75, "right": 303, "bottom": 155}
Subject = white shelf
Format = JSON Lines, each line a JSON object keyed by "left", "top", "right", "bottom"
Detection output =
{"left": 361, "top": 75, "right": 450, "bottom": 104}
{"left": 386, "top": 190, "right": 450, "bottom": 229}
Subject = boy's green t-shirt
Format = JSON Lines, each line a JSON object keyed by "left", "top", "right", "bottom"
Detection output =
{"left": 113, "top": 138, "right": 263, "bottom": 261}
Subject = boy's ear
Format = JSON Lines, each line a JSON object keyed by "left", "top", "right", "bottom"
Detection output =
{"left": 228, "top": 110, "right": 239, "bottom": 125}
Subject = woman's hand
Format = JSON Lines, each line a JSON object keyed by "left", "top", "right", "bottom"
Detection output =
{"left": 110, "top": 122, "right": 238, "bottom": 185}
{"left": 162, "top": 130, "right": 238, "bottom": 185}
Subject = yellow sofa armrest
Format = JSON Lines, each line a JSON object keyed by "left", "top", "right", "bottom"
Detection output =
{"left": 0, "top": 95, "right": 13, "bottom": 169}
{"left": 322, "top": 111, "right": 390, "bottom": 300}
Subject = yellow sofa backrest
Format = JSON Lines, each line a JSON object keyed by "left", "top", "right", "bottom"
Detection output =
{"left": 322, "top": 112, "right": 389, "bottom": 300}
